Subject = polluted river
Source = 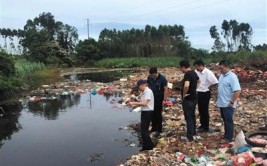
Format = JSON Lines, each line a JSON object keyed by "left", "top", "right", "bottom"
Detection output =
{"left": 0, "top": 69, "right": 142, "bottom": 166}
{"left": 1, "top": 66, "right": 267, "bottom": 165}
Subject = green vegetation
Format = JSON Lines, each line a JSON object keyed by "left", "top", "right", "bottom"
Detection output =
{"left": 226, "top": 51, "right": 267, "bottom": 70}
{"left": 210, "top": 20, "right": 253, "bottom": 52}
{"left": 24, "top": 68, "right": 62, "bottom": 89}
{"left": 14, "top": 59, "right": 62, "bottom": 90}
{"left": 0, "top": 12, "right": 77, "bottom": 66}
{"left": 0, "top": 49, "right": 62, "bottom": 102}
{"left": 95, "top": 56, "right": 182, "bottom": 68}
{"left": 15, "top": 59, "right": 45, "bottom": 77}
{"left": 94, "top": 51, "right": 267, "bottom": 69}
{"left": 0, "top": 49, "right": 18, "bottom": 98}
{"left": 0, "top": 12, "right": 266, "bottom": 105}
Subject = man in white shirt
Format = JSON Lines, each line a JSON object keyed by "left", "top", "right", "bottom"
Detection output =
{"left": 129, "top": 79, "right": 154, "bottom": 151}
{"left": 194, "top": 60, "right": 218, "bottom": 132}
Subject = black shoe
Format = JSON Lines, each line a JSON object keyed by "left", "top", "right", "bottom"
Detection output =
{"left": 186, "top": 137, "right": 194, "bottom": 142}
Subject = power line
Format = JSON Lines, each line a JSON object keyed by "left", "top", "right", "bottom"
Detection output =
{"left": 109, "top": 0, "right": 229, "bottom": 23}
{"left": 87, "top": 18, "right": 89, "bottom": 39}
{"left": 108, "top": 0, "right": 206, "bottom": 21}
{"left": 150, "top": 0, "right": 228, "bottom": 19}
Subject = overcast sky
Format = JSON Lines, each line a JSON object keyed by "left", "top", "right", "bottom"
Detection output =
{"left": 0, "top": 0, "right": 266, "bottom": 50}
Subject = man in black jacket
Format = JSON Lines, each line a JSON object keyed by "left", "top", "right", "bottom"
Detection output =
{"left": 179, "top": 60, "right": 199, "bottom": 142}
{"left": 147, "top": 67, "right": 168, "bottom": 138}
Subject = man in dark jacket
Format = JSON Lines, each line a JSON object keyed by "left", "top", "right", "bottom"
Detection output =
{"left": 179, "top": 60, "right": 199, "bottom": 141}
{"left": 147, "top": 67, "right": 168, "bottom": 138}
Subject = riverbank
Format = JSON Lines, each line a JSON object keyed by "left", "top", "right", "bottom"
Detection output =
{"left": 5, "top": 65, "right": 266, "bottom": 165}
{"left": 119, "top": 66, "right": 267, "bottom": 165}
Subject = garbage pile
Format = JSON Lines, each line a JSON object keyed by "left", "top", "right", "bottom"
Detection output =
{"left": 24, "top": 66, "right": 267, "bottom": 166}
{"left": 118, "top": 67, "right": 267, "bottom": 166}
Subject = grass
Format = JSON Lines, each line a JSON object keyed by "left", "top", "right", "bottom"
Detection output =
{"left": 9, "top": 50, "right": 267, "bottom": 91}
{"left": 14, "top": 59, "right": 62, "bottom": 90}
{"left": 15, "top": 59, "right": 46, "bottom": 77}
{"left": 27, "top": 68, "right": 62, "bottom": 89}
{"left": 94, "top": 56, "right": 183, "bottom": 68}
{"left": 94, "top": 50, "right": 267, "bottom": 69}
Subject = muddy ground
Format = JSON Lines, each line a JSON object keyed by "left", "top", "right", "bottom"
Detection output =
{"left": 120, "top": 66, "right": 267, "bottom": 166}
{"left": 29, "top": 66, "right": 267, "bottom": 166}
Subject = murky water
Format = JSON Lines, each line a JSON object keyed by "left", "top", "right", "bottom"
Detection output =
{"left": 0, "top": 71, "right": 141, "bottom": 166}
{"left": 64, "top": 70, "right": 134, "bottom": 83}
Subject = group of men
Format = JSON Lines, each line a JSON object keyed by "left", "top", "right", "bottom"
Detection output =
{"left": 128, "top": 59, "right": 241, "bottom": 151}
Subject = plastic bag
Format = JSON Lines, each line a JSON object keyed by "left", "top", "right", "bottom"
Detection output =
{"left": 233, "top": 130, "right": 248, "bottom": 153}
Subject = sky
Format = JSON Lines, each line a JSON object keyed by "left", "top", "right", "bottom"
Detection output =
{"left": 0, "top": 0, "right": 266, "bottom": 50}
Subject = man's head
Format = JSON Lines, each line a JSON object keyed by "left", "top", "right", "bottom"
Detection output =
{"left": 149, "top": 67, "right": 158, "bottom": 79}
{"left": 218, "top": 60, "right": 230, "bottom": 74}
{"left": 193, "top": 59, "right": 205, "bottom": 72}
{"left": 136, "top": 79, "right": 147, "bottom": 91}
{"left": 179, "top": 60, "right": 190, "bottom": 73}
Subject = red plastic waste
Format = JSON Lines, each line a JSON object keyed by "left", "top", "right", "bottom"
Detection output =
{"left": 163, "top": 101, "right": 173, "bottom": 106}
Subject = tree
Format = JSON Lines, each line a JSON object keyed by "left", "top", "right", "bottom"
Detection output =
{"left": 237, "top": 23, "right": 253, "bottom": 51}
{"left": 97, "top": 24, "right": 190, "bottom": 58}
{"left": 173, "top": 40, "right": 191, "bottom": 57}
{"left": 254, "top": 44, "right": 267, "bottom": 51}
{"left": 0, "top": 49, "right": 15, "bottom": 77}
{"left": 0, "top": 12, "right": 78, "bottom": 65}
{"left": 210, "top": 19, "right": 253, "bottom": 52}
{"left": 0, "top": 49, "right": 21, "bottom": 99}
{"left": 75, "top": 38, "right": 101, "bottom": 63}
{"left": 56, "top": 22, "right": 78, "bottom": 50}
{"left": 209, "top": 26, "right": 225, "bottom": 52}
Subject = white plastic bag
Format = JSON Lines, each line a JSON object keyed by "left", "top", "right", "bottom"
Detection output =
{"left": 130, "top": 107, "right": 141, "bottom": 112}
{"left": 233, "top": 130, "right": 248, "bottom": 153}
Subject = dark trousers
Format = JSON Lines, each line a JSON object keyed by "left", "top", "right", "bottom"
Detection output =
{"left": 220, "top": 107, "right": 235, "bottom": 141}
{"left": 151, "top": 96, "right": 164, "bottom": 132}
{"left": 141, "top": 111, "right": 154, "bottom": 149}
{"left": 182, "top": 99, "right": 197, "bottom": 140}
{"left": 197, "top": 91, "right": 211, "bottom": 130}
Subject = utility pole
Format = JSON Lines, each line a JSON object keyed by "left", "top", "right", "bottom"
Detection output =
{"left": 87, "top": 19, "right": 89, "bottom": 39}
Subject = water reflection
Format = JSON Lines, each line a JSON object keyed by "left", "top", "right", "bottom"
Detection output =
{"left": 65, "top": 70, "right": 132, "bottom": 83}
{"left": 0, "top": 70, "right": 141, "bottom": 165}
{"left": 0, "top": 92, "right": 126, "bottom": 149}
{"left": 0, "top": 93, "right": 140, "bottom": 166}
{"left": 0, "top": 106, "right": 22, "bottom": 148}
{"left": 28, "top": 94, "right": 81, "bottom": 120}
{"left": 27, "top": 92, "right": 123, "bottom": 120}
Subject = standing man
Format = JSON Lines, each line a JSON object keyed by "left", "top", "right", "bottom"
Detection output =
{"left": 179, "top": 60, "right": 199, "bottom": 142}
{"left": 194, "top": 59, "right": 218, "bottom": 132}
{"left": 217, "top": 60, "right": 241, "bottom": 143}
{"left": 147, "top": 67, "right": 168, "bottom": 138}
{"left": 129, "top": 79, "right": 154, "bottom": 151}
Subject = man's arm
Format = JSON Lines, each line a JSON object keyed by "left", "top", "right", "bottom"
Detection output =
{"left": 197, "top": 79, "right": 200, "bottom": 88}
{"left": 228, "top": 90, "right": 241, "bottom": 107}
{"left": 208, "top": 83, "right": 218, "bottom": 92}
{"left": 163, "top": 86, "right": 168, "bottom": 101}
{"left": 182, "top": 81, "right": 190, "bottom": 99}
{"left": 129, "top": 99, "right": 149, "bottom": 107}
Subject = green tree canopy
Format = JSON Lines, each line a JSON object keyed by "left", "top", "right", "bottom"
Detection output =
{"left": 0, "top": 12, "right": 78, "bottom": 66}
{"left": 75, "top": 38, "right": 101, "bottom": 64}
{"left": 210, "top": 19, "right": 253, "bottom": 52}
{"left": 97, "top": 24, "right": 191, "bottom": 58}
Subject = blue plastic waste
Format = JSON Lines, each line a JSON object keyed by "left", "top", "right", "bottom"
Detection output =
{"left": 91, "top": 89, "right": 97, "bottom": 95}
{"left": 236, "top": 145, "right": 252, "bottom": 154}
